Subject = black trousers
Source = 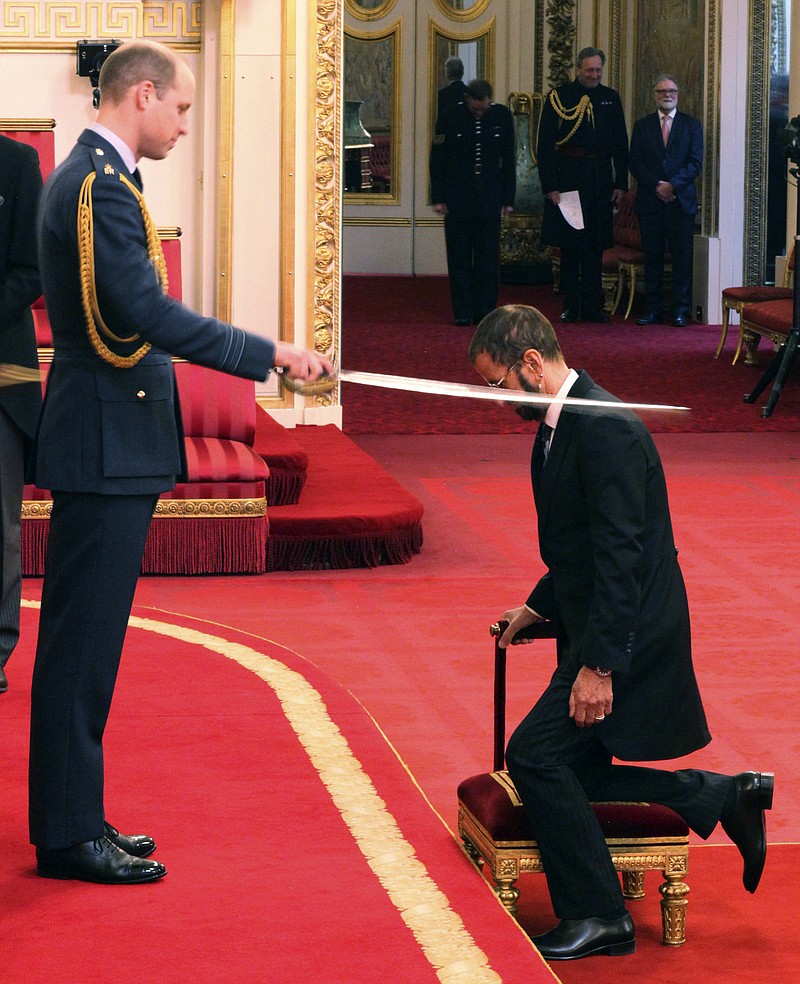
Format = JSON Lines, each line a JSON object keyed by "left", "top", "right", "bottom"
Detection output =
{"left": 444, "top": 209, "right": 501, "bottom": 323}
{"left": 29, "top": 490, "right": 158, "bottom": 849}
{"left": 559, "top": 246, "right": 604, "bottom": 315}
{"left": 505, "top": 664, "right": 731, "bottom": 920}
{"left": 639, "top": 205, "right": 695, "bottom": 316}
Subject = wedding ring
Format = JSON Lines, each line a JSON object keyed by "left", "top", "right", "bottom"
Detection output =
{"left": 595, "top": 714, "right": 605, "bottom": 721}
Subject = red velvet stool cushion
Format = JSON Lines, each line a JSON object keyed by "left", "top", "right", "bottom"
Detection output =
{"left": 458, "top": 771, "right": 688, "bottom": 842}
{"left": 724, "top": 286, "right": 792, "bottom": 304}
{"left": 741, "top": 298, "right": 794, "bottom": 332}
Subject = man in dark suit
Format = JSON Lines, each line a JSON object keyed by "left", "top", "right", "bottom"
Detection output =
{"left": 29, "top": 40, "right": 331, "bottom": 885}
{"left": 436, "top": 57, "right": 468, "bottom": 121}
{"left": 0, "top": 135, "right": 43, "bottom": 695}
{"left": 629, "top": 75, "right": 703, "bottom": 327}
{"left": 469, "top": 304, "right": 774, "bottom": 961}
{"left": 429, "top": 79, "right": 515, "bottom": 326}
{"left": 537, "top": 48, "right": 628, "bottom": 323}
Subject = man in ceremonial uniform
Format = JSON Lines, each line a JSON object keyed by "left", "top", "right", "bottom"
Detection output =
{"left": 629, "top": 75, "right": 703, "bottom": 327}
{"left": 469, "top": 304, "right": 775, "bottom": 960}
{"left": 28, "top": 40, "right": 330, "bottom": 884}
{"left": 0, "top": 134, "right": 43, "bottom": 695}
{"left": 538, "top": 48, "right": 628, "bottom": 323}
{"left": 430, "top": 79, "right": 516, "bottom": 326}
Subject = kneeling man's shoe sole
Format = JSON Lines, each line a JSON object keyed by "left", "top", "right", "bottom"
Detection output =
{"left": 532, "top": 914, "right": 635, "bottom": 960}
{"left": 36, "top": 835, "right": 166, "bottom": 884}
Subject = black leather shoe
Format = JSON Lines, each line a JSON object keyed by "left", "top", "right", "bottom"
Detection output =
{"left": 0, "top": 664, "right": 7, "bottom": 693}
{"left": 560, "top": 308, "right": 580, "bottom": 323}
{"left": 672, "top": 314, "right": 688, "bottom": 327}
{"left": 454, "top": 319, "right": 470, "bottom": 326}
{"left": 104, "top": 821, "right": 156, "bottom": 859}
{"left": 721, "top": 771, "right": 774, "bottom": 893}
{"left": 582, "top": 310, "right": 611, "bottom": 324}
{"left": 532, "top": 914, "right": 635, "bottom": 960}
{"left": 636, "top": 312, "right": 663, "bottom": 325}
{"left": 36, "top": 836, "right": 167, "bottom": 884}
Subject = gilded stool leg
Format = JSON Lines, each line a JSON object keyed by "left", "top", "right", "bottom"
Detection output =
{"left": 742, "top": 328, "right": 761, "bottom": 366}
{"left": 624, "top": 266, "right": 638, "bottom": 320}
{"left": 461, "top": 836, "right": 484, "bottom": 870}
{"left": 715, "top": 304, "right": 731, "bottom": 358}
{"left": 492, "top": 874, "right": 521, "bottom": 917}
{"left": 658, "top": 867, "right": 689, "bottom": 946}
{"left": 621, "top": 869, "right": 646, "bottom": 899}
{"left": 611, "top": 267, "right": 625, "bottom": 315}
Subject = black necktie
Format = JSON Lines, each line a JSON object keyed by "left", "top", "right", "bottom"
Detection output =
{"left": 541, "top": 422, "right": 553, "bottom": 461}
{"left": 132, "top": 168, "right": 143, "bottom": 191}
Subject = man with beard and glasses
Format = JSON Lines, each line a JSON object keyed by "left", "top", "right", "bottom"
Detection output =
{"left": 467, "top": 304, "right": 774, "bottom": 961}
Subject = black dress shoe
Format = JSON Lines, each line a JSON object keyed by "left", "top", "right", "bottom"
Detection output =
{"left": 721, "top": 771, "right": 774, "bottom": 893}
{"left": 532, "top": 914, "right": 635, "bottom": 960}
{"left": 583, "top": 311, "right": 611, "bottom": 324}
{"left": 0, "top": 664, "right": 7, "bottom": 693}
{"left": 560, "top": 308, "right": 580, "bottom": 323}
{"left": 104, "top": 821, "right": 156, "bottom": 859}
{"left": 636, "top": 312, "right": 663, "bottom": 325}
{"left": 672, "top": 314, "right": 688, "bottom": 327}
{"left": 36, "top": 835, "right": 167, "bottom": 884}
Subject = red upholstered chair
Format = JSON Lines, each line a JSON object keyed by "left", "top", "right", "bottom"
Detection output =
{"left": 368, "top": 134, "right": 391, "bottom": 192}
{"left": 457, "top": 622, "right": 690, "bottom": 947}
{"left": 737, "top": 296, "right": 795, "bottom": 367}
{"left": 717, "top": 243, "right": 796, "bottom": 364}
{"left": 22, "top": 230, "right": 273, "bottom": 575}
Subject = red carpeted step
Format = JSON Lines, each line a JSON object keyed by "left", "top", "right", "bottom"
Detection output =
{"left": 266, "top": 424, "right": 424, "bottom": 571}
{"left": 253, "top": 405, "right": 309, "bottom": 506}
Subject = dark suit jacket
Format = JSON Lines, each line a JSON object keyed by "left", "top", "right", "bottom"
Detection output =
{"left": 538, "top": 79, "right": 628, "bottom": 249}
{"left": 525, "top": 371, "right": 711, "bottom": 762}
{"left": 436, "top": 80, "right": 467, "bottom": 121}
{"left": 429, "top": 102, "right": 516, "bottom": 217}
{"left": 629, "top": 111, "right": 703, "bottom": 216}
{"left": 33, "top": 130, "right": 277, "bottom": 496}
{"left": 0, "top": 135, "right": 43, "bottom": 445}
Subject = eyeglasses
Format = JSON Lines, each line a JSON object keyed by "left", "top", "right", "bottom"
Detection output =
{"left": 487, "top": 359, "right": 521, "bottom": 388}
{"left": 654, "top": 88, "right": 678, "bottom": 96}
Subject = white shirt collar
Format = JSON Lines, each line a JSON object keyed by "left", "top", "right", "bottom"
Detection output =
{"left": 88, "top": 122, "right": 138, "bottom": 177}
{"left": 544, "top": 368, "right": 579, "bottom": 430}
{"left": 659, "top": 109, "right": 677, "bottom": 122}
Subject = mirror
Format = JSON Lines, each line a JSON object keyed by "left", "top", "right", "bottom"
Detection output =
{"left": 432, "top": 0, "right": 491, "bottom": 20}
{"left": 344, "top": 26, "right": 401, "bottom": 202}
{"left": 429, "top": 22, "right": 493, "bottom": 141}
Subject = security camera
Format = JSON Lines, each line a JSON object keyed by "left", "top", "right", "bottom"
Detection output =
{"left": 76, "top": 40, "right": 121, "bottom": 108}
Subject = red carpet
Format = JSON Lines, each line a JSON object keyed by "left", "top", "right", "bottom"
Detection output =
{"left": 341, "top": 276, "right": 800, "bottom": 434}
{"left": 2, "top": 603, "right": 553, "bottom": 984}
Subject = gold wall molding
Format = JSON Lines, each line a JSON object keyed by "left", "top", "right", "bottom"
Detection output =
{"left": 0, "top": 2, "right": 201, "bottom": 49}
{"left": 215, "top": 0, "right": 235, "bottom": 325}
{"left": 310, "top": 0, "right": 342, "bottom": 399}
{"left": 344, "top": 0, "right": 398, "bottom": 22}
{"left": 546, "top": 0, "right": 576, "bottom": 89}
{"left": 744, "top": 0, "right": 768, "bottom": 283}
{"left": 344, "top": 216, "right": 413, "bottom": 227}
{"left": 0, "top": 118, "right": 55, "bottom": 130}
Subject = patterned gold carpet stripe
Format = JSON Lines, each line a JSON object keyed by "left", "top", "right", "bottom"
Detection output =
{"left": 20, "top": 601, "right": 503, "bottom": 983}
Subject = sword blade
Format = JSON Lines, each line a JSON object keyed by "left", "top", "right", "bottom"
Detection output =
{"left": 338, "top": 370, "right": 689, "bottom": 413}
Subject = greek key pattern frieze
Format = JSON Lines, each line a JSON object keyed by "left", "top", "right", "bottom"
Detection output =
{"left": 0, "top": 3, "right": 201, "bottom": 47}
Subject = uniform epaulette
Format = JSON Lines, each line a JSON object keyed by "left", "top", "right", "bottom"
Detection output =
{"left": 77, "top": 160, "right": 168, "bottom": 368}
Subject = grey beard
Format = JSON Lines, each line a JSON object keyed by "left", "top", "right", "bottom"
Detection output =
{"left": 514, "top": 374, "right": 548, "bottom": 421}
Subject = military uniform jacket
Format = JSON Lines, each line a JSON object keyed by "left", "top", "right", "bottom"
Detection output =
{"left": 0, "top": 135, "right": 43, "bottom": 445}
{"left": 33, "top": 130, "right": 276, "bottom": 495}
{"left": 538, "top": 79, "right": 628, "bottom": 250}
{"left": 525, "top": 371, "right": 711, "bottom": 762}
{"left": 429, "top": 102, "right": 516, "bottom": 217}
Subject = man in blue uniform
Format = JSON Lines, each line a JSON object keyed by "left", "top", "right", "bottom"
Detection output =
{"left": 29, "top": 40, "right": 331, "bottom": 884}
{"left": 430, "top": 79, "right": 516, "bottom": 326}
{"left": 537, "top": 48, "right": 628, "bottom": 323}
{"left": 0, "top": 135, "right": 43, "bottom": 695}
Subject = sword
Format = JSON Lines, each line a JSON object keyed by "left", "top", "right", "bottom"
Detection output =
{"left": 279, "top": 367, "right": 690, "bottom": 413}
{"left": 0, "top": 364, "right": 43, "bottom": 387}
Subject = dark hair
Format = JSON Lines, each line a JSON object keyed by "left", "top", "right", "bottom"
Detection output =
{"left": 466, "top": 79, "right": 493, "bottom": 102}
{"left": 468, "top": 305, "right": 563, "bottom": 365}
{"left": 577, "top": 46, "right": 606, "bottom": 67}
{"left": 444, "top": 57, "right": 464, "bottom": 81}
{"left": 98, "top": 41, "right": 177, "bottom": 105}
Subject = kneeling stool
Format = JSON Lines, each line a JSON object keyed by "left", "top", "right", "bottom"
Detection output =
{"left": 457, "top": 622, "right": 690, "bottom": 946}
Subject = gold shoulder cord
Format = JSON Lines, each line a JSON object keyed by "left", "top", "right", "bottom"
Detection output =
{"left": 77, "top": 170, "right": 169, "bottom": 368}
{"left": 548, "top": 91, "right": 594, "bottom": 146}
